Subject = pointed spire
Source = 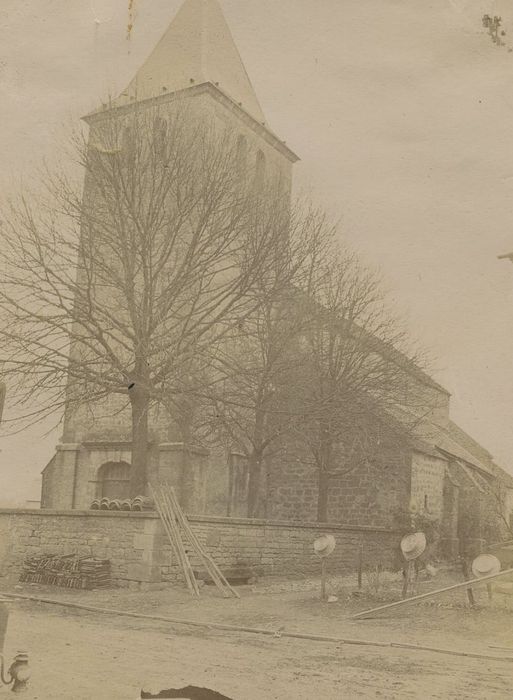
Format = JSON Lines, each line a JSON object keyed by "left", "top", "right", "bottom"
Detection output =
{"left": 120, "top": 0, "right": 266, "bottom": 123}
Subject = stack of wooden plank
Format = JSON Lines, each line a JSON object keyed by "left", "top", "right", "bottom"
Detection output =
{"left": 19, "top": 554, "right": 111, "bottom": 589}
{"left": 79, "top": 557, "right": 112, "bottom": 588}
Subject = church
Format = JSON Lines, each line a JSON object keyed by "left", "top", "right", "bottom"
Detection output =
{"left": 40, "top": 0, "right": 513, "bottom": 559}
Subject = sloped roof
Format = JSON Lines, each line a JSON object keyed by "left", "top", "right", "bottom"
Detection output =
{"left": 489, "top": 461, "right": 513, "bottom": 490}
{"left": 445, "top": 421, "right": 493, "bottom": 464}
{"left": 435, "top": 420, "right": 494, "bottom": 477}
{"left": 292, "top": 285, "right": 451, "bottom": 400}
{"left": 114, "top": 0, "right": 266, "bottom": 124}
{"left": 412, "top": 419, "right": 513, "bottom": 490}
{"left": 41, "top": 453, "right": 55, "bottom": 475}
{"left": 439, "top": 422, "right": 513, "bottom": 489}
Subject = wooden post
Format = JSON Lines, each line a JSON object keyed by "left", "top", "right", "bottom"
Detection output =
{"left": 357, "top": 540, "right": 363, "bottom": 590}
{"left": 461, "top": 558, "right": 475, "bottom": 607}
{"left": 401, "top": 564, "right": 409, "bottom": 599}
{"left": 321, "top": 558, "right": 327, "bottom": 601}
{"left": 402, "top": 561, "right": 415, "bottom": 599}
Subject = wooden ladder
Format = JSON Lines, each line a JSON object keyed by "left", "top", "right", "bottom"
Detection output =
{"left": 150, "top": 482, "right": 240, "bottom": 599}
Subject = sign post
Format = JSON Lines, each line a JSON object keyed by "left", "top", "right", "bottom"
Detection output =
{"left": 313, "top": 535, "right": 336, "bottom": 601}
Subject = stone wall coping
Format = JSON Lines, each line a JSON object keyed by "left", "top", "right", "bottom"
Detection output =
{"left": 158, "top": 443, "right": 210, "bottom": 456}
{"left": 0, "top": 508, "right": 400, "bottom": 534}
{"left": 82, "top": 441, "right": 145, "bottom": 450}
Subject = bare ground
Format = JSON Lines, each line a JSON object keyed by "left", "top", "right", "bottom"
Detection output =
{"left": 2, "top": 570, "right": 513, "bottom": 699}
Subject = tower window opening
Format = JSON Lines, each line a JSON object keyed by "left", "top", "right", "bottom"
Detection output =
{"left": 123, "top": 126, "right": 133, "bottom": 149}
{"left": 153, "top": 117, "right": 168, "bottom": 158}
{"left": 236, "top": 134, "right": 248, "bottom": 174}
{"left": 122, "top": 126, "right": 136, "bottom": 162}
{"left": 97, "top": 461, "right": 131, "bottom": 499}
{"left": 255, "top": 149, "right": 266, "bottom": 189}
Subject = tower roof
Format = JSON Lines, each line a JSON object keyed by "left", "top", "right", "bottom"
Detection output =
{"left": 117, "top": 0, "right": 266, "bottom": 123}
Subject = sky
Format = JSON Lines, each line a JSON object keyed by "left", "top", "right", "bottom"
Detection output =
{"left": 1, "top": 0, "right": 513, "bottom": 504}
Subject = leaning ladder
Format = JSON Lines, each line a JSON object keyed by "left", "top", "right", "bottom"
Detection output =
{"left": 150, "top": 482, "right": 240, "bottom": 599}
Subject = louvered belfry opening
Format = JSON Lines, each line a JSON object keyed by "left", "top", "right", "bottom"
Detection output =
{"left": 97, "top": 461, "right": 132, "bottom": 500}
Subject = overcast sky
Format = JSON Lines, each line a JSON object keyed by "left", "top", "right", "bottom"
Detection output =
{"left": 2, "top": 0, "right": 513, "bottom": 503}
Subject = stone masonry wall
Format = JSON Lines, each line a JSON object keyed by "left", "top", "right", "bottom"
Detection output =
{"left": 0, "top": 510, "right": 157, "bottom": 588}
{"left": 410, "top": 451, "right": 446, "bottom": 519}
{"left": 267, "top": 441, "right": 411, "bottom": 529}
{"left": 0, "top": 510, "right": 400, "bottom": 590}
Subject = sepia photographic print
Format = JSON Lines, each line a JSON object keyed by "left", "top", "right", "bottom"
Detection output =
{"left": 2, "top": 0, "right": 513, "bottom": 697}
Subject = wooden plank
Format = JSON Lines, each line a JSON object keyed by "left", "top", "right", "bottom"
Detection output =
{"left": 158, "top": 487, "right": 205, "bottom": 591}
{"left": 151, "top": 485, "right": 192, "bottom": 594}
{"left": 150, "top": 483, "right": 200, "bottom": 597}
{"left": 159, "top": 487, "right": 200, "bottom": 597}
{"left": 165, "top": 485, "right": 240, "bottom": 598}
{"left": 163, "top": 484, "right": 240, "bottom": 599}
{"left": 352, "top": 567, "right": 513, "bottom": 619}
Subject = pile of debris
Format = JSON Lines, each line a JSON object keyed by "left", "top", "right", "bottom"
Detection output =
{"left": 90, "top": 496, "right": 154, "bottom": 512}
{"left": 19, "top": 554, "right": 111, "bottom": 589}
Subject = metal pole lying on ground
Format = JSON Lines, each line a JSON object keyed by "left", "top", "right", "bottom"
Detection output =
{"left": 0, "top": 591, "right": 512, "bottom": 664}
{"left": 352, "top": 567, "right": 513, "bottom": 619}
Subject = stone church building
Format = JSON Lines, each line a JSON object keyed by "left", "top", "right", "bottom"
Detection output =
{"left": 41, "top": 0, "right": 513, "bottom": 556}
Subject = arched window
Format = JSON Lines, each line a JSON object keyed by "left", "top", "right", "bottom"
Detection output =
{"left": 254, "top": 150, "right": 266, "bottom": 189}
{"left": 97, "top": 461, "right": 131, "bottom": 499}
{"left": 236, "top": 134, "right": 248, "bottom": 174}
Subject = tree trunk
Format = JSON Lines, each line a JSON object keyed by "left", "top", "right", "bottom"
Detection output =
{"left": 317, "top": 425, "right": 332, "bottom": 522}
{"left": 177, "top": 403, "right": 195, "bottom": 512}
{"left": 247, "top": 403, "right": 266, "bottom": 518}
{"left": 180, "top": 442, "right": 195, "bottom": 512}
{"left": 317, "top": 465, "right": 329, "bottom": 522}
{"left": 129, "top": 382, "right": 150, "bottom": 497}
{"left": 247, "top": 452, "right": 263, "bottom": 518}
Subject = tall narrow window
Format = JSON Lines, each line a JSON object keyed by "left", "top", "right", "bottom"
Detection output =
{"left": 153, "top": 117, "right": 168, "bottom": 158}
{"left": 255, "top": 149, "right": 266, "bottom": 190}
{"left": 236, "top": 134, "right": 248, "bottom": 174}
{"left": 122, "top": 126, "right": 135, "bottom": 167}
{"left": 122, "top": 126, "right": 133, "bottom": 151}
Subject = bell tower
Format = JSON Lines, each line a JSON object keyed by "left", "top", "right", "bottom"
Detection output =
{"left": 42, "top": 0, "right": 299, "bottom": 510}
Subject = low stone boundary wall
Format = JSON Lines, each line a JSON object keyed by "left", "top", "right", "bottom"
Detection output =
{"left": 0, "top": 509, "right": 401, "bottom": 589}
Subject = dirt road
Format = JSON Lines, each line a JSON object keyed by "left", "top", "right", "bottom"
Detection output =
{"left": 2, "top": 596, "right": 513, "bottom": 699}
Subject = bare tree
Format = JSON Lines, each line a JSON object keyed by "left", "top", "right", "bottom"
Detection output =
{"left": 204, "top": 215, "right": 431, "bottom": 522}
{"left": 294, "top": 250, "right": 431, "bottom": 522}
{"left": 200, "top": 207, "right": 335, "bottom": 518}
{"left": 0, "top": 102, "right": 292, "bottom": 498}
{"left": 479, "top": 474, "right": 513, "bottom": 542}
